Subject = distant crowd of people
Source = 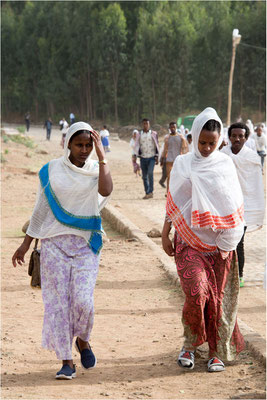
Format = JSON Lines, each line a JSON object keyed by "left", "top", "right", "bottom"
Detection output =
{"left": 130, "top": 117, "right": 266, "bottom": 199}
{"left": 24, "top": 112, "right": 112, "bottom": 154}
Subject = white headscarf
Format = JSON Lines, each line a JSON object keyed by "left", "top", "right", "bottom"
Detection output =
{"left": 27, "top": 121, "right": 109, "bottom": 242}
{"left": 246, "top": 119, "right": 254, "bottom": 136}
{"left": 167, "top": 108, "right": 244, "bottom": 252}
{"left": 63, "top": 121, "right": 97, "bottom": 176}
{"left": 191, "top": 107, "right": 223, "bottom": 159}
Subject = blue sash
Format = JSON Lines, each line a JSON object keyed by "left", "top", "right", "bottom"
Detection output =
{"left": 39, "top": 162, "right": 103, "bottom": 254}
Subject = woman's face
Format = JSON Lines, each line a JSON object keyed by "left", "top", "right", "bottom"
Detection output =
{"left": 198, "top": 129, "right": 220, "bottom": 157}
{"left": 68, "top": 132, "right": 93, "bottom": 167}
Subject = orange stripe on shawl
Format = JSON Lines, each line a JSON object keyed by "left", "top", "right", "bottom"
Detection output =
{"left": 191, "top": 205, "right": 244, "bottom": 229}
{"left": 166, "top": 192, "right": 217, "bottom": 253}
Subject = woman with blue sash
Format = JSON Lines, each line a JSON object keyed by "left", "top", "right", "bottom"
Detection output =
{"left": 12, "top": 122, "right": 113, "bottom": 380}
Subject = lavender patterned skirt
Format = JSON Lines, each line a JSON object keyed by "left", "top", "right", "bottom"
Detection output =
{"left": 40, "top": 234, "right": 100, "bottom": 360}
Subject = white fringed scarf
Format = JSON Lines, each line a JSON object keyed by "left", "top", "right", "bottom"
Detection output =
{"left": 166, "top": 108, "right": 244, "bottom": 252}
{"left": 27, "top": 122, "right": 109, "bottom": 253}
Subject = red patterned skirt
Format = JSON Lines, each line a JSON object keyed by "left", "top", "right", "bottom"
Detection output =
{"left": 174, "top": 232, "right": 245, "bottom": 361}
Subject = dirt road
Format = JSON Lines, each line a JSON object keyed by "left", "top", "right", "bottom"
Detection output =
{"left": 1, "top": 126, "right": 266, "bottom": 399}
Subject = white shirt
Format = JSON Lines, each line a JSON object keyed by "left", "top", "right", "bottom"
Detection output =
{"left": 130, "top": 138, "right": 136, "bottom": 155}
{"left": 255, "top": 134, "right": 267, "bottom": 153}
{"left": 100, "top": 129, "right": 109, "bottom": 138}
{"left": 62, "top": 121, "right": 69, "bottom": 132}
{"left": 140, "top": 130, "right": 156, "bottom": 158}
{"left": 245, "top": 136, "right": 257, "bottom": 152}
{"left": 188, "top": 142, "right": 193, "bottom": 152}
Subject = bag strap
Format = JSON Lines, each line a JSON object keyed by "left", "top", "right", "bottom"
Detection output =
{"left": 33, "top": 238, "right": 39, "bottom": 250}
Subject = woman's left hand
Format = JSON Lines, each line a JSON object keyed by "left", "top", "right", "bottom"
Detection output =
{"left": 91, "top": 130, "right": 105, "bottom": 161}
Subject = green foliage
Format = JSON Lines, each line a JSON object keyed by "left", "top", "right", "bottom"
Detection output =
{"left": 17, "top": 126, "right": 26, "bottom": 134}
{"left": 1, "top": 1, "right": 266, "bottom": 125}
{"left": 2, "top": 135, "right": 9, "bottom": 143}
{"left": 1, "top": 153, "right": 7, "bottom": 163}
{"left": 7, "top": 134, "right": 35, "bottom": 149}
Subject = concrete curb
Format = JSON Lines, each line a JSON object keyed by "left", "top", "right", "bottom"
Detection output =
{"left": 102, "top": 203, "right": 266, "bottom": 365}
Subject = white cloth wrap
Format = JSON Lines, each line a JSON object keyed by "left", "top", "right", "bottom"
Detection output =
{"left": 168, "top": 107, "right": 244, "bottom": 252}
{"left": 27, "top": 121, "right": 109, "bottom": 241}
{"left": 221, "top": 145, "right": 264, "bottom": 231}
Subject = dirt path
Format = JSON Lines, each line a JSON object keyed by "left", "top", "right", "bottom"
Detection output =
{"left": 1, "top": 126, "right": 266, "bottom": 399}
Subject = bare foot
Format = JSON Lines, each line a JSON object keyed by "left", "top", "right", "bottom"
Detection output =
{"left": 77, "top": 337, "right": 90, "bottom": 351}
{"left": 63, "top": 359, "right": 74, "bottom": 368}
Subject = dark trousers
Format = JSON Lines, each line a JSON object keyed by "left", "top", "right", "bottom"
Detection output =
{"left": 236, "top": 226, "right": 247, "bottom": 278}
{"left": 257, "top": 151, "right": 266, "bottom": 169}
{"left": 25, "top": 120, "right": 30, "bottom": 132}
{"left": 46, "top": 128, "right": 51, "bottom": 140}
{"left": 159, "top": 159, "right": 167, "bottom": 184}
{"left": 140, "top": 156, "right": 155, "bottom": 194}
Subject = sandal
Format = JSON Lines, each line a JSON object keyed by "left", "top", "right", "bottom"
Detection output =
{"left": 75, "top": 337, "right": 97, "bottom": 369}
{"left": 177, "top": 348, "right": 195, "bottom": 369}
{"left": 207, "top": 357, "right": 225, "bottom": 372}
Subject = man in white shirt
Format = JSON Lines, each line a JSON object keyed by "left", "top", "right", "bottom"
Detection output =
{"left": 100, "top": 125, "right": 110, "bottom": 152}
{"left": 255, "top": 125, "right": 266, "bottom": 170}
{"left": 221, "top": 122, "right": 264, "bottom": 287}
{"left": 69, "top": 112, "right": 75, "bottom": 125}
{"left": 134, "top": 118, "right": 159, "bottom": 199}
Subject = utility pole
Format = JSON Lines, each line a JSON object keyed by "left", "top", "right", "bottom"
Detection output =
{"left": 227, "top": 29, "right": 241, "bottom": 127}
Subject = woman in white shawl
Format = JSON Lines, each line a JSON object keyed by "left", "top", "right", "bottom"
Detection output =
{"left": 162, "top": 108, "right": 245, "bottom": 373}
{"left": 12, "top": 122, "right": 113, "bottom": 380}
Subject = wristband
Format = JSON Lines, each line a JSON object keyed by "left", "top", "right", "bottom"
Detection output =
{"left": 99, "top": 159, "right": 107, "bottom": 165}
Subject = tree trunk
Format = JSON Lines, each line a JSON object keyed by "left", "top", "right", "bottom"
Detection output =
{"left": 112, "top": 66, "right": 119, "bottom": 125}
{"left": 259, "top": 92, "right": 262, "bottom": 115}
{"left": 80, "top": 81, "right": 84, "bottom": 118}
{"left": 87, "top": 67, "right": 93, "bottom": 120}
{"left": 35, "top": 99, "right": 39, "bottom": 123}
{"left": 98, "top": 77, "right": 105, "bottom": 121}
{"left": 151, "top": 74, "right": 156, "bottom": 122}
{"left": 240, "top": 68, "right": 243, "bottom": 116}
{"left": 92, "top": 72, "right": 96, "bottom": 120}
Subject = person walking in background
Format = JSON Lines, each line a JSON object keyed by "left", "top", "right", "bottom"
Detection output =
{"left": 186, "top": 133, "right": 193, "bottom": 152}
{"left": 100, "top": 125, "right": 111, "bottom": 153}
{"left": 12, "top": 122, "right": 113, "bottom": 380}
{"left": 59, "top": 118, "right": 64, "bottom": 131}
{"left": 69, "top": 112, "right": 75, "bottom": 125}
{"left": 60, "top": 118, "right": 69, "bottom": 148}
{"left": 159, "top": 138, "right": 167, "bottom": 189}
{"left": 44, "top": 117, "right": 53, "bottom": 141}
{"left": 162, "top": 108, "right": 245, "bottom": 372}
{"left": 25, "top": 111, "right": 30, "bottom": 132}
{"left": 254, "top": 125, "right": 266, "bottom": 170}
{"left": 130, "top": 130, "right": 141, "bottom": 177}
{"left": 260, "top": 123, "right": 266, "bottom": 135}
{"left": 244, "top": 119, "right": 256, "bottom": 152}
{"left": 162, "top": 122, "right": 188, "bottom": 193}
{"left": 134, "top": 118, "right": 159, "bottom": 199}
{"left": 221, "top": 122, "right": 264, "bottom": 287}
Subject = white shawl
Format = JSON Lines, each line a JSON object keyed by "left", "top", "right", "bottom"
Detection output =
{"left": 27, "top": 122, "right": 108, "bottom": 243}
{"left": 221, "top": 145, "right": 264, "bottom": 232}
{"left": 167, "top": 108, "right": 244, "bottom": 252}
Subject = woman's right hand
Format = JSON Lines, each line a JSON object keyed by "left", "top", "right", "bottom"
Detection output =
{"left": 12, "top": 243, "right": 30, "bottom": 267}
{"left": 162, "top": 235, "right": 175, "bottom": 257}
